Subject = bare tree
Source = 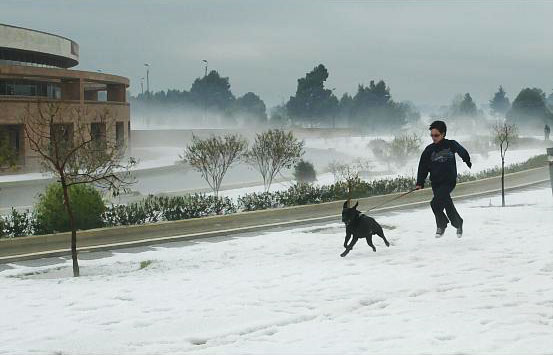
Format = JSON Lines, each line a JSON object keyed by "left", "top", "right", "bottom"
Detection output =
{"left": 181, "top": 134, "right": 247, "bottom": 197}
{"left": 368, "top": 139, "right": 392, "bottom": 171}
{"left": 328, "top": 158, "right": 371, "bottom": 198}
{"left": 246, "top": 129, "right": 304, "bottom": 192}
{"left": 22, "top": 102, "right": 136, "bottom": 277}
{"left": 389, "top": 134, "right": 422, "bottom": 167}
{"left": 492, "top": 121, "right": 518, "bottom": 207}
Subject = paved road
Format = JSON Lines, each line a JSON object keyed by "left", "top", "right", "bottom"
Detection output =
{"left": 0, "top": 166, "right": 549, "bottom": 263}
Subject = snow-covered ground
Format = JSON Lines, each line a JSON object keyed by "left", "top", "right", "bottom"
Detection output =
{"left": 2, "top": 186, "right": 553, "bottom": 354}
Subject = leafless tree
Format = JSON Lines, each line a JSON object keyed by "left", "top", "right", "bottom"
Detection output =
{"left": 181, "top": 134, "right": 247, "bottom": 197}
{"left": 328, "top": 158, "right": 371, "bottom": 198}
{"left": 389, "top": 134, "right": 422, "bottom": 167}
{"left": 369, "top": 134, "right": 422, "bottom": 170}
{"left": 22, "top": 102, "right": 136, "bottom": 277}
{"left": 492, "top": 121, "right": 518, "bottom": 207}
{"left": 246, "top": 129, "right": 304, "bottom": 192}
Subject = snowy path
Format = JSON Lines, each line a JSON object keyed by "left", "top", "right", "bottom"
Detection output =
{"left": 1, "top": 187, "right": 553, "bottom": 354}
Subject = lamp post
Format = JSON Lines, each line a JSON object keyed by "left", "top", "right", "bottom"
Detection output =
{"left": 202, "top": 60, "right": 208, "bottom": 123}
{"left": 202, "top": 59, "right": 208, "bottom": 77}
{"left": 547, "top": 147, "right": 553, "bottom": 197}
{"left": 144, "top": 63, "right": 150, "bottom": 93}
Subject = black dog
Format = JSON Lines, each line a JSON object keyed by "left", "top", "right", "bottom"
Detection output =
{"left": 341, "top": 199, "right": 390, "bottom": 257}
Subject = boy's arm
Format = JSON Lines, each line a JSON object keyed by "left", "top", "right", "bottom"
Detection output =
{"left": 416, "top": 149, "right": 429, "bottom": 188}
{"left": 452, "top": 140, "right": 472, "bottom": 168}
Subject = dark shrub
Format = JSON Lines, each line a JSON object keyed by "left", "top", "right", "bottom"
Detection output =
{"left": 35, "top": 183, "right": 106, "bottom": 234}
{"left": 294, "top": 160, "right": 317, "bottom": 184}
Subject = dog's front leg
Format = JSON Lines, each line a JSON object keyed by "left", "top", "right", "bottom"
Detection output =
{"left": 341, "top": 236, "right": 358, "bottom": 257}
{"left": 343, "top": 232, "right": 352, "bottom": 249}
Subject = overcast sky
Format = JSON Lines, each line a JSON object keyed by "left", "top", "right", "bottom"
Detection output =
{"left": 1, "top": 0, "right": 552, "bottom": 108}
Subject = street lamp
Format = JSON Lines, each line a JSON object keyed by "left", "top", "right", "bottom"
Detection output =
{"left": 547, "top": 147, "right": 553, "bottom": 197}
{"left": 202, "top": 59, "right": 208, "bottom": 77}
{"left": 144, "top": 63, "right": 150, "bottom": 93}
{"left": 201, "top": 60, "right": 208, "bottom": 122}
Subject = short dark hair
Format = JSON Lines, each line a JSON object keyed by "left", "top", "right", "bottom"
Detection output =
{"left": 429, "top": 120, "right": 447, "bottom": 136}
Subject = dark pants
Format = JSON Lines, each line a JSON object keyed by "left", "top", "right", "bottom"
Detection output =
{"left": 431, "top": 183, "right": 462, "bottom": 229}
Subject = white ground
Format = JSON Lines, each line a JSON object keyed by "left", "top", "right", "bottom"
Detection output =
{"left": 2, "top": 187, "right": 553, "bottom": 354}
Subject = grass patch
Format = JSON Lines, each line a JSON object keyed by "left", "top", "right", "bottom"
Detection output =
{"left": 139, "top": 260, "right": 153, "bottom": 270}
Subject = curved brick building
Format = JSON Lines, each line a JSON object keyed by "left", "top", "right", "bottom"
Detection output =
{"left": 0, "top": 23, "right": 130, "bottom": 171}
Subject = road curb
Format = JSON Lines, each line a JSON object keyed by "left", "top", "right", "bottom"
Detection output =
{"left": 1, "top": 174, "right": 548, "bottom": 264}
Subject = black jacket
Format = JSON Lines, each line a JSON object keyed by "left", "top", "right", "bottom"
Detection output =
{"left": 416, "top": 138, "right": 471, "bottom": 187}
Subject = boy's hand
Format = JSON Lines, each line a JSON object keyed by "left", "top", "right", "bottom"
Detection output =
{"left": 467, "top": 161, "right": 472, "bottom": 169}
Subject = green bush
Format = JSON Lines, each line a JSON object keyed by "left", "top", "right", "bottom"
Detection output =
{"left": 103, "top": 193, "right": 236, "bottom": 227}
{"left": 457, "top": 154, "right": 547, "bottom": 183}
{"left": 34, "top": 183, "right": 106, "bottom": 234}
{"left": 1, "top": 154, "right": 547, "bottom": 238}
{"left": 294, "top": 160, "right": 317, "bottom": 184}
{"left": 0, "top": 208, "right": 34, "bottom": 237}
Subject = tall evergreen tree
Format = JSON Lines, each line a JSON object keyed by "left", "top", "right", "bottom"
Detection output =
{"left": 338, "top": 93, "right": 354, "bottom": 127}
{"left": 489, "top": 86, "right": 511, "bottom": 116}
{"left": 286, "top": 64, "right": 339, "bottom": 126}
{"left": 450, "top": 93, "right": 477, "bottom": 117}
{"left": 350, "top": 80, "right": 406, "bottom": 130}
{"left": 190, "top": 70, "right": 235, "bottom": 113}
{"left": 459, "top": 93, "right": 478, "bottom": 116}
{"left": 232, "top": 92, "right": 268, "bottom": 126}
{"left": 506, "top": 88, "right": 553, "bottom": 128}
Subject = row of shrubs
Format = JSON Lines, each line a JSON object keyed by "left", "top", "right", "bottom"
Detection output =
{"left": 1, "top": 154, "right": 547, "bottom": 238}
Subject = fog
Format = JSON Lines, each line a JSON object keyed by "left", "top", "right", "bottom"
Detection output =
{"left": 2, "top": 0, "right": 552, "bottom": 107}
{"left": 1, "top": 0, "right": 552, "bottom": 211}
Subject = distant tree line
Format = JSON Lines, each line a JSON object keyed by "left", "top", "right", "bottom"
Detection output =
{"left": 131, "top": 63, "right": 553, "bottom": 132}
{"left": 131, "top": 64, "right": 420, "bottom": 131}
{"left": 132, "top": 70, "right": 268, "bottom": 127}
{"left": 284, "top": 64, "right": 419, "bottom": 130}
{"left": 446, "top": 86, "right": 553, "bottom": 127}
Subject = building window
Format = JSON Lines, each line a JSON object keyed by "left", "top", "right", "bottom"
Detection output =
{"left": 0, "top": 125, "right": 22, "bottom": 166}
{"left": 49, "top": 124, "right": 73, "bottom": 155}
{"left": 0, "top": 80, "right": 60, "bottom": 98}
{"left": 90, "top": 123, "right": 107, "bottom": 149}
{"left": 116, "top": 121, "right": 125, "bottom": 149}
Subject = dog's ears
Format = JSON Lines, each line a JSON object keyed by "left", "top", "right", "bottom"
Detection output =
{"left": 353, "top": 201, "right": 358, "bottom": 209}
{"left": 343, "top": 199, "right": 350, "bottom": 209}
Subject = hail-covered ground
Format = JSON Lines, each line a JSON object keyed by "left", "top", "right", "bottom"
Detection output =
{"left": 1, "top": 187, "right": 553, "bottom": 354}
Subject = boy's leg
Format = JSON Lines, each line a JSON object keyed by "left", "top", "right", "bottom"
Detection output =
{"left": 443, "top": 183, "right": 462, "bottom": 228}
{"left": 431, "top": 184, "right": 449, "bottom": 229}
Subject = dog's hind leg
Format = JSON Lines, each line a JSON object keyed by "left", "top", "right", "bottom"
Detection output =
{"left": 375, "top": 226, "right": 390, "bottom": 247}
{"left": 366, "top": 235, "right": 376, "bottom": 252}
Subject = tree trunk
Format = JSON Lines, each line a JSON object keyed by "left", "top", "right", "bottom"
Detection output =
{"left": 61, "top": 180, "right": 79, "bottom": 277}
{"left": 501, "top": 157, "right": 505, "bottom": 207}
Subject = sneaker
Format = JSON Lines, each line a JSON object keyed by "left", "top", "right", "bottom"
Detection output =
{"left": 435, "top": 227, "right": 446, "bottom": 238}
{"left": 456, "top": 220, "right": 463, "bottom": 238}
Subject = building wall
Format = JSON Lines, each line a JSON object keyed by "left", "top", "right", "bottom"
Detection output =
{"left": 0, "top": 97, "right": 130, "bottom": 171}
{"left": 0, "top": 24, "right": 78, "bottom": 68}
{"left": 0, "top": 25, "right": 130, "bottom": 173}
